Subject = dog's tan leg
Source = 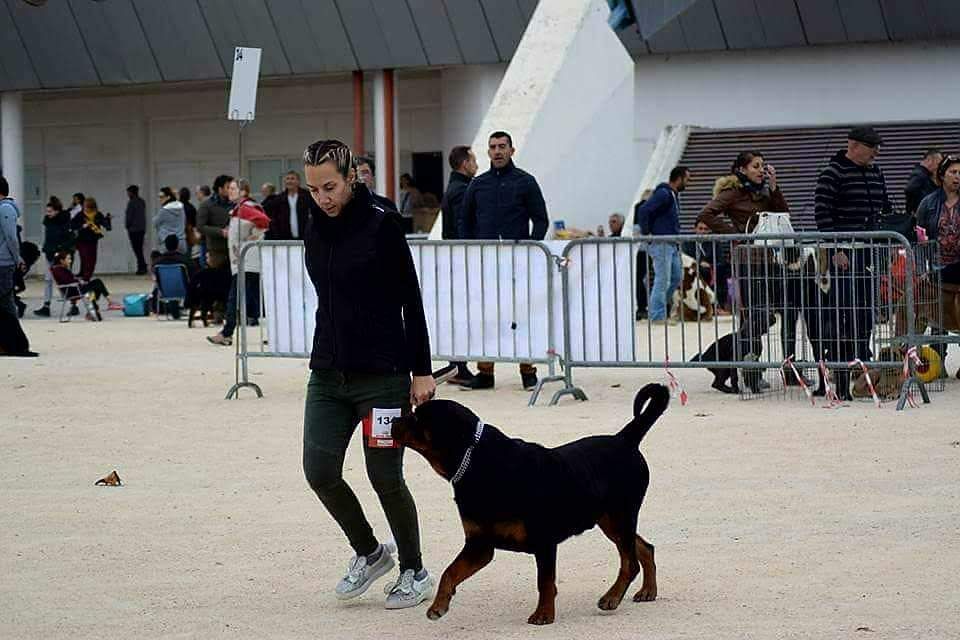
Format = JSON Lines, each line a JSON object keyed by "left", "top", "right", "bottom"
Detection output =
{"left": 528, "top": 545, "right": 558, "bottom": 625}
{"left": 426, "top": 541, "right": 494, "bottom": 621}
{"left": 632, "top": 534, "right": 657, "bottom": 602}
{"left": 597, "top": 514, "right": 640, "bottom": 611}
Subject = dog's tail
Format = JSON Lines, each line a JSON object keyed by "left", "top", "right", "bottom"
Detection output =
{"left": 617, "top": 383, "right": 670, "bottom": 447}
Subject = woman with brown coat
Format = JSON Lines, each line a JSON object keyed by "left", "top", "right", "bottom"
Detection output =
{"left": 697, "top": 151, "right": 788, "bottom": 233}
{"left": 696, "top": 151, "right": 800, "bottom": 391}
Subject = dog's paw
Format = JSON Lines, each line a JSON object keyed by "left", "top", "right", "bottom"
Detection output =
{"left": 597, "top": 593, "right": 623, "bottom": 611}
{"left": 527, "top": 608, "right": 555, "bottom": 625}
{"left": 426, "top": 604, "right": 447, "bottom": 621}
{"left": 632, "top": 585, "right": 657, "bottom": 602}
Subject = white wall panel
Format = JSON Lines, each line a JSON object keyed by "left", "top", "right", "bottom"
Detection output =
{"left": 632, "top": 41, "right": 960, "bottom": 175}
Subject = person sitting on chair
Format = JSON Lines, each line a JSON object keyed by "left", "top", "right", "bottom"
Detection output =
{"left": 153, "top": 234, "right": 199, "bottom": 319}
{"left": 155, "top": 233, "right": 198, "bottom": 279}
{"left": 49, "top": 251, "right": 119, "bottom": 321}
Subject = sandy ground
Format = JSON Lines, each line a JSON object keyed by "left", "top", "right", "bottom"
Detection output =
{"left": 3, "top": 276, "right": 960, "bottom": 639}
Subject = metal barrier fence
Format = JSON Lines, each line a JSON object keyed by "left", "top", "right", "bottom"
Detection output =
{"left": 410, "top": 240, "right": 563, "bottom": 405}
{"left": 226, "top": 240, "right": 564, "bottom": 404}
{"left": 550, "top": 232, "right": 936, "bottom": 410}
{"left": 226, "top": 234, "right": 948, "bottom": 410}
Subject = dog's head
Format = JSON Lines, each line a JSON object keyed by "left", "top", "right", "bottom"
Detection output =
{"left": 391, "top": 399, "right": 483, "bottom": 481}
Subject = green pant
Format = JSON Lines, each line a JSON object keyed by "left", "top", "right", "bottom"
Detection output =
{"left": 303, "top": 369, "right": 422, "bottom": 573}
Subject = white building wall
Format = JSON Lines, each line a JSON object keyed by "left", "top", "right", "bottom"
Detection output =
{"left": 632, "top": 41, "right": 960, "bottom": 177}
{"left": 440, "top": 64, "right": 506, "bottom": 172}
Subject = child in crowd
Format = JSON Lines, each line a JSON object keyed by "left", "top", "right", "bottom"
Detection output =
{"left": 49, "top": 251, "right": 121, "bottom": 320}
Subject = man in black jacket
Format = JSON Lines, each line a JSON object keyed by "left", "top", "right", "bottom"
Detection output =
{"left": 438, "top": 145, "right": 479, "bottom": 385}
{"left": 814, "top": 126, "right": 892, "bottom": 399}
{"left": 459, "top": 131, "right": 549, "bottom": 391}
{"left": 125, "top": 185, "right": 147, "bottom": 274}
{"left": 904, "top": 148, "right": 942, "bottom": 216}
{"left": 264, "top": 170, "right": 310, "bottom": 240}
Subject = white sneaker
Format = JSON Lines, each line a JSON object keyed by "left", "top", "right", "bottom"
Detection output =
{"left": 334, "top": 542, "right": 396, "bottom": 600}
{"left": 383, "top": 569, "right": 435, "bottom": 610}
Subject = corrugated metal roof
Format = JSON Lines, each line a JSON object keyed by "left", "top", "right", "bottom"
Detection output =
{"left": 619, "top": 0, "right": 960, "bottom": 56}
{"left": 675, "top": 121, "right": 960, "bottom": 231}
{"left": 0, "top": 0, "right": 536, "bottom": 91}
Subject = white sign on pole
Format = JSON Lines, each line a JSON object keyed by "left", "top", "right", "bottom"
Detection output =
{"left": 228, "top": 47, "right": 262, "bottom": 121}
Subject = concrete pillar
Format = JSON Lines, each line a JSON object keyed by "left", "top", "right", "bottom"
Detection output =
{"left": 1, "top": 92, "right": 24, "bottom": 211}
{"left": 372, "top": 69, "right": 397, "bottom": 201}
{"left": 373, "top": 72, "right": 386, "bottom": 196}
{"left": 352, "top": 71, "right": 365, "bottom": 156}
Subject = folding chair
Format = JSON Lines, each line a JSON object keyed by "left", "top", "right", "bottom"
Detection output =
{"left": 51, "top": 269, "right": 94, "bottom": 323}
{"left": 155, "top": 263, "right": 190, "bottom": 320}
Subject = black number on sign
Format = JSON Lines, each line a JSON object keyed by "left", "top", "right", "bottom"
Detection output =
{"left": 235, "top": 48, "right": 243, "bottom": 61}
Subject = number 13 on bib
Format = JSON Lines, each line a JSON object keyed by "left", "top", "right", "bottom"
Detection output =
{"left": 363, "top": 407, "right": 403, "bottom": 448}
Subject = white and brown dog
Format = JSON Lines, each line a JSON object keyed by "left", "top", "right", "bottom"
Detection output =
{"left": 671, "top": 253, "right": 716, "bottom": 322}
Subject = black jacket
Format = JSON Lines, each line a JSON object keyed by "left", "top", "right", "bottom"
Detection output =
{"left": 904, "top": 164, "right": 938, "bottom": 216}
{"left": 814, "top": 151, "right": 891, "bottom": 232}
{"left": 125, "top": 196, "right": 146, "bottom": 233}
{"left": 42, "top": 210, "right": 75, "bottom": 257}
{"left": 459, "top": 161, "right": 548, "bottom": 240}
{"left": 264, "top": 188, "right": 310, "bottom": 240}
{"left": 71, "top": 210, "right": 111, "bottom": 244}
{"left": 441, "top": 171, "right": 471, "bottom": 239}
{"left": 304, "top": 184, "right": 431, "bottom": 376}
{"left": 182, "top": 200, "right": 198, "bottom": 228}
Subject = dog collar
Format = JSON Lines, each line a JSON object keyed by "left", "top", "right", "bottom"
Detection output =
{"left": 451, "top": 420, "right": 484, "bottom": 485}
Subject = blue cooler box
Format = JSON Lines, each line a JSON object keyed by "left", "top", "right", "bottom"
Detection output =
{"left": 123, "top": 294, "right": 150, "bottom": 317}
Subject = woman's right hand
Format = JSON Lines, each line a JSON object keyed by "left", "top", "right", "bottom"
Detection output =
{"left": 410, "top": 375, "right": 436, "bottom": 407}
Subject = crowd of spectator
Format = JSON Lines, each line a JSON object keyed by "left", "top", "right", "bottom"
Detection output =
{"left": 5, "top": 124, "right": 958, "bottom": 392}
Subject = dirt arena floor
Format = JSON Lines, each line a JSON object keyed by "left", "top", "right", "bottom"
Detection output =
{"left": 3, "top": 276, "right": 960, "bottom": 639}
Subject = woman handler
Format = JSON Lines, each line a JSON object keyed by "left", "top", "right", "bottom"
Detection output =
{"left": 301, "top": 139, "right": 436, "bottom": 609}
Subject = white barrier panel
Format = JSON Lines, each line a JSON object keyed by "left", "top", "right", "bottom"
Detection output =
{"left": 256, "top": 241, "right": 558, "bottom": 364}
{"left": 409, "top": 242, "right": 555, "bottom": 363}
{"left": 558, "top": 241, "right": 636, "bottom": 363}
{"left": 259, "top": 243, "right": 316, "bottom": 356}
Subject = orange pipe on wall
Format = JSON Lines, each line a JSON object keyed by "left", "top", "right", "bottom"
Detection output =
{"left": 384, "top": 69, "right": 396, "bottom": 201}
{"left": 352, "top": 70, "right": 364, "bottom": 155}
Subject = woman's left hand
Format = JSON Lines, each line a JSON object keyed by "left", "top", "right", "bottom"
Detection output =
{"left": 410, "top": 375, "right": 437, "bottom": 407}
{"left": 766, "top": 164, "right": 778, "bottom": 191}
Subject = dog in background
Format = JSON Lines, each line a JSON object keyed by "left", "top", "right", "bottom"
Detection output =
{"left": 691, "top": 333, "right": 738, "bottom": 393}
{"left": 672, "top": 252, "right": 715, "bottom": 322}
{"left": 391, "top": 384, "right": 670, "bottom": 625}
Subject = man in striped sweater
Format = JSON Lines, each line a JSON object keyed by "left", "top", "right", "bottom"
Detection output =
{"left": 813, "top": 126, "right": 891, "bottom": 399}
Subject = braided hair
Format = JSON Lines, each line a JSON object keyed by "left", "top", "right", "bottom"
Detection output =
{"left": 303, "top": 139, "right": 354, "bottom": 182}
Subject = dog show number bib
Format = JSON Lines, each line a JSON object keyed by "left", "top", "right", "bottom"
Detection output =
{"left": 363, "top": 407, "right": 402, "bottom": 448}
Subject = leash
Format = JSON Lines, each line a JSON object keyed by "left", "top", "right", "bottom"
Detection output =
{"left": 451, "top": 420, "right": 485, "bottom": 485}
{"left": 782, "top": 355, "right": 814, "bottom": 406}
{"left": 663, "top": 356, "right": 688, "bottom": 406}
{"left": 849, "top": 358, "right": 881, "bottom": 409}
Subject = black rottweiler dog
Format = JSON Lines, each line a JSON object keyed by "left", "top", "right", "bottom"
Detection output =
{"left": 391, "top": 383, "right": 670, "bottom": 625}
{"left": 691, "top": 333, "right": 739, "bottom": 394}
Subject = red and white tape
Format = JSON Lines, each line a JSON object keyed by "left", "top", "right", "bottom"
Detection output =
{"left": 818, "top": 357, "right": 844, "bottom": 409}
{"left": 782, "top": 355, "right": 815, "bottom": 406}
{"left": 902, "top": 346, "right": 923, "bottom": 409}
{"left": 663, "top": 357, "right": 688, "bottom": 406}
{"left": 849, "top": 358, "right": 881, "bottom": 408}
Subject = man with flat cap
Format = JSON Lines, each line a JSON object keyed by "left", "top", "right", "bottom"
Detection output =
{"left": 813, "top": 125, "right": 892, "bottom": 399}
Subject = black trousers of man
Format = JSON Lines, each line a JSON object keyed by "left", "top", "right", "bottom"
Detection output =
{"left": 129, "top": 230, "right": 147, "bottom": 274}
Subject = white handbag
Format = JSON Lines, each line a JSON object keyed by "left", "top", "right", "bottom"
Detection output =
{"left": 748, "top": 211, "right": 807, "bottom": 267}
{"left": 747, "top": 211, "right": 795, "bottom": 238}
